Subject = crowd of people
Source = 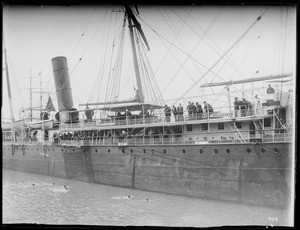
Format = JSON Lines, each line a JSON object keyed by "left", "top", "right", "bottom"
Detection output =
{"left": 233, "top": 97, "right": 253, "bottom": 117}
{"left": 164, "top": 101, "right": 214, "bottom": 122}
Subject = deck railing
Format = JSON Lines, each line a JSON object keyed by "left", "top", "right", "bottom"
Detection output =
{"left": 3, "top": 131, "right": 293, "bottom": 147}
{"left": 60, "top": 105, "right": 265, "bottom": 130}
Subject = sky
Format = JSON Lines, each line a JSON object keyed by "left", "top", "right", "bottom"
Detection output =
{"left": 2, "top": 5, "right": 296, "bottom": 120}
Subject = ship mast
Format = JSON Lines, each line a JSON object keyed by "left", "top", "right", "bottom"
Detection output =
{"left": 3, "top": 33, "right": 15, "bottom": 122}
{"left": 125, "top": 5, "right": 150, "bottom": 104}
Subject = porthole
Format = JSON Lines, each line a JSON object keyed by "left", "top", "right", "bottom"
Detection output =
{"left": 182, "top": 149, "right": 186, "bottom": 154}
{"left": 108, "top": 149, "right": 111, "bottom": 153}
{"left": 122, "top": 149, "right": 125, "bottom": 153}
{"left": 247, "top": 148, "right": 251, "bottom": 153}
{"left": 214, "top": 149, "right": 218, "bottom": 154}
{"left": 274, "top": 148, "right": 279, "bottom": 153}
{"left": 130, "top": 149, "right": 133, "bottom": 153}
{"left": 199, "top": 149, "right": 203, "bottom": 154}
{"left": 143, "top": 149, "right": 146, "bottom": 154}
{"left": 95, "top": 149, "right": 98, "bottom": 153}
{"left": 260, "top": 147, "right": 266, "bottom": 153}
{"left": 163, "top": 149, "right": 166, "bottom": 154}
{"left": 73, "top": 149, "right": 75, "bottom": 152}
{"left": 226, "top": 149, "right": 230, "bottom": 154}
{"left": 151, "top": 149, "right": 154, "bottom": 154}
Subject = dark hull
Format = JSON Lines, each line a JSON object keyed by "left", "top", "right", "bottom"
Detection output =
{"left": 3, "top": 142, "right": 293, "bottom": 209}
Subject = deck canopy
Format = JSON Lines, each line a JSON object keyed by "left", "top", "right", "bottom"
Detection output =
{"left": 98, "top": 103, "right": 164, "bottom": 112}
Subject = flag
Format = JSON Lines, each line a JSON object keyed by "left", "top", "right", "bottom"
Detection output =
{"left": 44, "top": 97, "right": 56, "bottom": 111}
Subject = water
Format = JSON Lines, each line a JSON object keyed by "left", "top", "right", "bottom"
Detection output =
{"left": 3, "top": 170, "right": 293, "bottom": 227}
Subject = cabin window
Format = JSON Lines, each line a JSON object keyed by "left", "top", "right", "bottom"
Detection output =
{"left": 235, "top": 122, "right": 242, "bottom": 129}
{"left": 182, "top": 149, "right": 186, "bottom": 154}
{"left": 261, "top": 147, "right": 266, "bottom": 153}
{"left": 247, "top": 148, "right": 251, "bottom": 153}
{"left": 187, "top": 125, "right": 193, "bottom": 131}
{"left": 130, "top": 149, "right": 133, "bottom": 153}
{"left": 202, "top": 123, "right": 208, "bottom": 131}
{"left": 199, "top": 149, "right": 203, "bottom": 154}
{"left": 218, "top": 123, "right": 224, "bottom": 130}
{"left": 274, "top": 148, "right": 279, "bottom": 153}
{"left": 264, "top": 118, "right": 272, "bottom": 127}
{"left": 95, "top": 149, "right": 98, "bottom": 153}
{"left": 214, "top": 149, "right": 218, "bottom": 154}
{"left": 151, "top": 149, "right": 155, "bottom": 154}
{"left": 108, "top": 149, "right": 110, "bottom": 153}
{"left": 122, "top": 149, "right": 125, "bottom": 153}
{"left": 163, "top": 149, "right": 166, "bottom": 154}
{"left": 143, "top": 149, "right": 146, "bottom": 154}
{"left": 226, "top": 149, "right": 230, "bottom": 154}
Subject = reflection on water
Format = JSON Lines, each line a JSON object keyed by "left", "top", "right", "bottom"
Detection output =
{"left": 3, "top": 170, "right": 293, "bottom": 227}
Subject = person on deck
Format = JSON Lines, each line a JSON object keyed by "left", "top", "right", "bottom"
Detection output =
{"left": 195, "top": 102, "right": 203, "bottom": 120}
{"left": 186, "top": 102, "right": 193, "bottom": 120}
{"left": 234, "top": 97, "right": 241, "bottom": 117}
{"left": 177, "top": 103, "right": 183, "bottom": 121}
{"left": 172, "top": 105, "right": 178, "bottom": 121}
{"left": 266, "top": 84, "right": 275, "bottom": 94}
{"left": 164, "top": 104, "right": 171, "bottom": 122}
{"left": 203, "top": 101, "right": 213, "bottom": 115}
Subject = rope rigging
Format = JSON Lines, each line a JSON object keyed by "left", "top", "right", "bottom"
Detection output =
{"left": 174, "top": 7, "right": 269, "bottom": 104}
{"left": 160, "top": 7, "right": 221, "bottom": 95}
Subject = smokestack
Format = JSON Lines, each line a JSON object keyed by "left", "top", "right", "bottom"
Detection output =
{"left": 52, "top": 56, "right": 75, "bottom": 122}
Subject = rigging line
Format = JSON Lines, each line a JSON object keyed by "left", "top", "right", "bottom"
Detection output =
{"left": 171, "top": 6, "right": 246, "bottom": 80}
{"left": 175, "top": 8, "right": 269, "bottom": 104}
{"left": 68, "top": 7, "right": 97, "bottom": 62}
{"left": 135, "top": 12, "right": 229, "bottom": 87}
{"left": 61, "top": 8, "right": 81, "bottom": 54}
{"left": 280, "top": 6, "right": 288, "bottom": 103}
{"left": 153, "top": 7, "right": 190, "bottom": 76}
{"left": 163, "top": 7, "right": 194, "bottom": 60}
{"left": 160, "top": 8, "right": 222, "bottom": 95}
{"left": 101, "top": 9, "right": 114, "bottom": 104}
{"left": 89, "top": 14, "right": 122, "bottom": 104}
{"left": 136, "top": 29, "right": 161, "bottom": 103}
{"left": 154, "top": 8, "right": 193, "bottom": 94}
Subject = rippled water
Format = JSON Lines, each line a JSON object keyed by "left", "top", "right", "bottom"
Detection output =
{"left": 3, "top": 170, "right": 293, "bottom": 227}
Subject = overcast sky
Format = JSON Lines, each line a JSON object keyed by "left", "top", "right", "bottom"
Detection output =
{"left": 2, "top": 5, "right": 296, "bottom": 120}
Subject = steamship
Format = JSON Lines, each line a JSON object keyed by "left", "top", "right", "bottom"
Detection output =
{"left": 2, "top": 5, "right": 294, "bottom": 209}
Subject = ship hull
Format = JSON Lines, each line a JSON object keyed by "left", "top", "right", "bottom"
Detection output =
{"left": 3, "top": 142, "right": 293, "bottom": 209}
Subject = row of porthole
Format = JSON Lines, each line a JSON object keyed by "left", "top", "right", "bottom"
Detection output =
{"left": 5, "top": 146, "right": 279, "bottom": 154}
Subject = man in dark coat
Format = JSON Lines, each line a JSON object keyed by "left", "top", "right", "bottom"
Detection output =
{"left": 164, "top": 105, "right": 171, "bottom": 122}
{"left": 177, "top": 103, "right": 183, "bottom": 121}
{"left": 203, "top": 101, "right": 213, "bottom": 114}
{"left": 195, "top": 102, "right": 203, "bottom": 120}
